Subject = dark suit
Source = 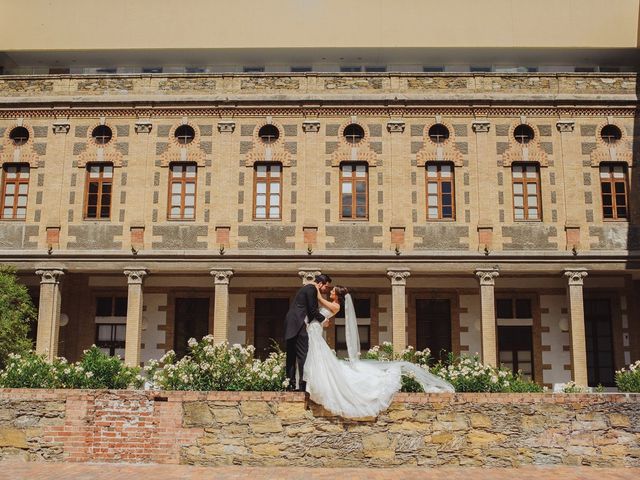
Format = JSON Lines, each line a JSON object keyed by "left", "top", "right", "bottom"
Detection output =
{"left": 285, "top": 283, "right": 325, "bottom": 391}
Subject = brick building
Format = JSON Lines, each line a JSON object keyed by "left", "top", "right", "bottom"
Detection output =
{"left": 1, "top": 0, "right": 639, "bottom": 388}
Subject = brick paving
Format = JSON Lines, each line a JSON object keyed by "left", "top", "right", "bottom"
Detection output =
{"left": 0, "top": 463, "right": 639, "bottom": 480}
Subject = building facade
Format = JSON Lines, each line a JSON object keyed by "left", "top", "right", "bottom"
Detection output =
{"left": 1, "top": 0, "right": 639, "bottom": 389}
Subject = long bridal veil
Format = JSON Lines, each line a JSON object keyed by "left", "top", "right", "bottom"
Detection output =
{"left": 343, "top": 294, "right": 455, "bottom": 393}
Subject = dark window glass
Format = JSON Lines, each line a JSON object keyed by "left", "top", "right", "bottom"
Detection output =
{"left": 258, "top": 124, "right": 280, "bottom": 144}
{"left": 343, "top": 124, "right": 365, "bottom": 144}
{"left": 91, "top": 125, "right": 112, "bottom": 145}
{"left": 9, "top": 127, "right": 29, "bottom": 146}
{"left": 174, "top": 125, "right": 195, "bottom": 144}
{"left": 496, "top": 299, "right": 513, "bottom": 319}
{"left": 514, "top": 124, "right": 535, "bottom": 144}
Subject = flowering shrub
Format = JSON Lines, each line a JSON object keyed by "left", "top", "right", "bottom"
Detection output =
{"left": 145, "top": 336, "right": 288, "bottom": 391}
{"left": 0, "top": 346, "right": 143, "bottom": 389}
{"left": 560, "top": 380, "right": 587, "bottom": 393}
{"left": 364, "top": 343, "right": 542, "bottom": 393}
{"left": 616, "top": 360, "right": 640, "bottom": 393}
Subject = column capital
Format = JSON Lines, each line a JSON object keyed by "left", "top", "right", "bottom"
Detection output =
{"left": 124, "top": 268, "right": 148, "bottom": 285}
{"left": 472, "top": 120, "right": 491, "bottom": 133}
{"left": 217, "top": 121, "right": 236, "bottom": 133}
{"left": 51, "top": 122, "right": 70, "bottom": 135}
{"left": 387, "top": 268, "right": 411, "bottom": 286}
{"left": 386, "top": 120, "right": 406, "bottom": 133}
{"left": 211, "top": 269, "right": 234, "bottom": 285}
{"left": 556, "top": 120, "right": 575, "bottom": 133}
{"left": 35, "top": 268, "right": 65, "bottom": 284}
{"left": 475, "top": 268, "right": 499, "bottom": 286}
{"left": 564, "top": 268, "right": 588, "bottom": 286}
{"left": 298, "top": 269, "right": 321, "bottom": 284}
{"left": 134, "top": 121, "right": 153, "bottom": 134}
{"left": 302, "top": 120, "right": 321, "bottom": 133}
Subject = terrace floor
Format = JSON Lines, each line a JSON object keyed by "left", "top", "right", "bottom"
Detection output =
{"left": 1, "top": 463, "right": 639, "bottom": 480}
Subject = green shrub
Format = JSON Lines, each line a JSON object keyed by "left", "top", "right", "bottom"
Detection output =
{"left": 0, "top": 266, "right": 35, "bottom": 368}
{"left": 145, "top": 336, "right": 288, "bottom": 391}
{"left": 364, "top": 344, "right": 542, "bottom": 393}
{"left": 615, "top": 361, "right": 640, "bottom": 393}
{"left": 0, "top": 346, "right": 143, "bottom": 389}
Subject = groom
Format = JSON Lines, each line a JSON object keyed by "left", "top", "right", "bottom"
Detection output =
{"left": 285, "top": 274, "right": 332, "bottom": 391}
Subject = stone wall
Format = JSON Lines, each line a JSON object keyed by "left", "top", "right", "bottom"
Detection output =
{"left": 1, "top": 389, "right": 639, "bottom": 467}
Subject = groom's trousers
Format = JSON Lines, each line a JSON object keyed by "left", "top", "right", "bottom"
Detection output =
{"left": 286, "top": 331, "right": 308, "bottom": 392}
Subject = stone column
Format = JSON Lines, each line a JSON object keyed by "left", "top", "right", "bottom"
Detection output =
{"left": 211, "top": 269, "right": 234, "bottom": 344}
{"left": 564, "top": 269, "right": 589, "bottom": 386}
{"left": 475, "top": 268, "right": 500, "bottom": 366}
{"left": 35, "top": 268, "right": 65, "bottom": 361}
{"left": 123, "top": 269, "right": 147, "bottom": 367}
{"left": 298, "top": 269, "right": 321, "bottom": 285}
{"left": 387, "top": 268, "right": 410, "bottom": 354}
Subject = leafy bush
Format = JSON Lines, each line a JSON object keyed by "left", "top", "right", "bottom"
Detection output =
{"left": 0, "top": 346, "right": 143, "bottom": 389}
{"left": 145, "top": 336, "right": 288, "bottom": 391}
{"left": 0, "top": 266, "right": 35, "bottom": 368}
{"left": 364, "top": 343, "right": 542, "bottom": 393}
{"left": 616, "top": 360, "right": 640, "bottom": 393}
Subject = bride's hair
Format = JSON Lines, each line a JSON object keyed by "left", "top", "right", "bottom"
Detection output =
{"left": 333, "top": 285, "right": 349, "bottom": 303}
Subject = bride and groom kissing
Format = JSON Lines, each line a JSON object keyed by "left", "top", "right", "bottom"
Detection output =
{"left": 284, "top": 274, "right": 454, "bottom": 419}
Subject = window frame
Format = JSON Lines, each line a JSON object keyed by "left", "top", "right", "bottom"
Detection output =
{"left": 599, "top": 163, "right": 629, "bottom": 221}
{"left": 253, "top": 162, "right": 283, "bottom": 221}
{"left": 167, "top": 163, "right": 198, "bottom": 221}
{"left": 425, "top": 162, "right": 456, "bottom": 221}
{"left": 0, "top": 163, "right": 30, "bottom": 220}
{"left": 339, "top": 162, "right": 369, "bottom": 221}
{"left": 83, "top": 163, "right": 113, "bottom": 220}
{"left": 511, "top": 163, "right": 542, "bottom": 221}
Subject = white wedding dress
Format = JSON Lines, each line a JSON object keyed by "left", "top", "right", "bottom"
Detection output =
{"left": 303, "top": 294, "right": 454, "bottom": 418}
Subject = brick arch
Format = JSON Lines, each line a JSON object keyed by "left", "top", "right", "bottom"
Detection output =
{"left": 0, "top": 123, "right": 41, "bottom": 168}
{"left": 589, "top": 121, "right": 633, "bottom": 167}
{"left": 501, "top": 121, "right": 548, "bottom": 167}
{"left": 158, "top": 121, "right": 207, "bottom": 167}
{"left": 415, "top": 119, "right": 464, "bottom": 167}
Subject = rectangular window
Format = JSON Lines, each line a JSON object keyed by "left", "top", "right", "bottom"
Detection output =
{"left": 340, "top": 66, "right": 362, "bottom": 72}
{"left": 291, "top": 66, "right": 312, "bottom": 72}
{"left": 600, "top": 164, "right": 628, "bottom": 220}
{"left": 365, "top": 66, "right": 386, "bottom": 72}
{"left": 512, "top": 164, "right": 541, "bottom": 221}
{"left": 340, "top": 163, "right": 368, "bottom": 220}
{"left": 336, "top": 325, "right": 371, "bottom": 353}
{"left": 1, "top": 164, "right": 29, "bottom": 220}
{"left": 423, "top": 66, "right": 444, "bottom": 72}
{"left": 471, "top": 66, "right": 492, "bottom": 72}
{"left": 426, "top": 163, "right": 455, "bottom": 220}
{"left": 243, "top": 66, "right": 265, "bottom": 72}
{"left": 168, "top": 163, "right": 197, "bottom": 220}
{"left": 84, "top": 163, "right": 113, "bottom": 219}
{"left": 496, "top": 298, "right": 532, "bottom": 319}
{"left": 96, "top": 324, "right": 126, "bottom": 357}
{"left": 254, "top": 163, "right": 282, "bottom": 220}
{"left": 142, "top": 67, "right": 163, "bottom": 73}
{"left": 498, "top": 326, "right": 534, "bottom": 379}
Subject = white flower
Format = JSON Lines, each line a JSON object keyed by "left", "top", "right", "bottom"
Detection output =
{"left": 85, "top": 371, "right": 94, "bottom": 378}
{"left": 187, "top": 338, "right": 198, "bottom": 348}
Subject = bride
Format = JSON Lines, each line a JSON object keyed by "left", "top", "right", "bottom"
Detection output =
{"left": 303, "top": 284, "right": 454, "bottom": 418}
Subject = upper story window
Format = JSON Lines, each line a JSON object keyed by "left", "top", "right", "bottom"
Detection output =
{"left": 340, "top": 66, "right": 362, "bottom": 72}
{"left": 85, "top": 163, "right": 113, "bottom": 219}
{"left": 343, "top": 124, "right": 365, "bottom": 145}
{"left": 423, "top": 66, "right": 444, "bottom": 72}
{"left": 512, "top": 164, "right": 541, "bottom": 221}
{"left": 258, "top": 125, "right": 280, "bottom": 144}
{"left": 174, "top": 125, "right": 195, "bottom": 145}
{"left": 471, "top": 66, "right": 492, "bottom": 72}
{"left": 9, "top": 127, "right": 29, "bottom": 146}
{"left": 340, "top": 163, "right": 368, "bottom": 220}
{"left": 142, "top": 67, "right": 162, "bottom": 73}
{"left": 600, "top": 164, "right": 628, "bottom": 220}
{"left": 254, "top": 163, "right": 282, "bottom": 220}
{"left": 428, "top": 124, "right": 450, "bottom": 144}
{"left": 513, "top": 124, "right": 535, "bottom": 144}
{"left": 168, "top": 163, "right": 197, "bottom": 220}
{"left": 426, "top": 163, "right": 455, "bottom": 220}
{"left": 91, "top": 125, "right": 112, "bottom": 145}
{"left": 1, "top": 164, "right": 29, "bottom": 220}
{"left": 365, "top": 66, "right": 386, "bottom": 72}
{"left": 244, "top": 66, "right": 265, "bottom": 73}
{"left": 600, "top": 125, "right": 622, "bottom": 145}
{"left": 291, "top": 66, "right": 312, "bottom": 72}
